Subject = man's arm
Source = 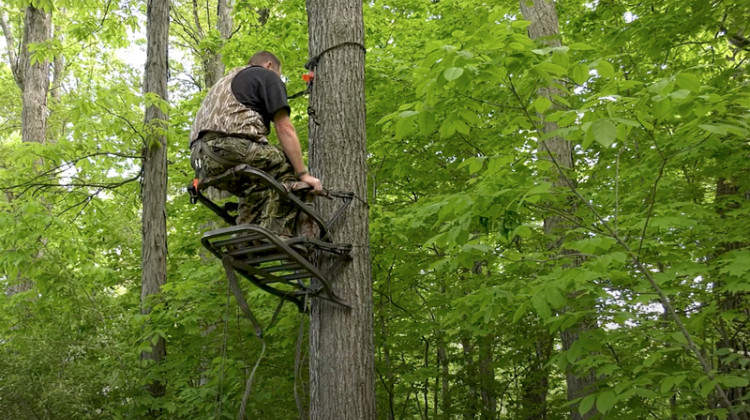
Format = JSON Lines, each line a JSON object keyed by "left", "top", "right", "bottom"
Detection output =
{"left": 273, "top": 109, "right": 323, "bottom": 192}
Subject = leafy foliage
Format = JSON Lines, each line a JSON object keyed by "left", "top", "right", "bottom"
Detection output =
{"left": 0, "top": 0, "right": 748, "bottom": 417}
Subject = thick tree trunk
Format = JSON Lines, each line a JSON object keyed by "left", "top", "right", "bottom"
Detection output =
{"left": 520, "top": 1, "right": 599, "bottom": 418}
{"left": 1, "top": 5, "right": 51, "bottom": 295}
{"left": 20, "top": 5, "right": 50, "bottom": 145}
{"left": 141, "top": 0, "right": 169, "bottom": 399}
{"left": 715, "top": 177, "right": 749, "bottom": 419}
{"left": 306, "top": 0, "right": 375, "bottom": 418}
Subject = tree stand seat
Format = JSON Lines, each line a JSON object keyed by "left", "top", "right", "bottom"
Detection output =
{"left": 187, "top": 164, "right": 353, "bottom": 312}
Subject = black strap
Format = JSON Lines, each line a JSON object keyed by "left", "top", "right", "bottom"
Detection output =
{"left": 306, "top": 41, "right": 366, "bottom": 70}
{"left": 287, "top": 42, "right": 366, "bottom": 102}
{"left": 195, "top": 139, "right": 244, "bottom": 168}
{"left": 223, "top": 257, "right": 264, "bottom": 339}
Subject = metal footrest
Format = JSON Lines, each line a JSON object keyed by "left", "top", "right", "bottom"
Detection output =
{"left": 188, "top": 165, "right": 354, "bottom": 311}
{"left": 202, "top": 225, "right": 351, "bottom": 312}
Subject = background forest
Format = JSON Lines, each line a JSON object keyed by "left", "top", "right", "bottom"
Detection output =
{"left": 1, "top": 0, "right": 748, "bottom": 418}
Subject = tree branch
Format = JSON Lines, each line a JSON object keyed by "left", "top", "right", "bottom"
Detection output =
{"left": 0, "top": 11, "right": 22, "bottom": 89}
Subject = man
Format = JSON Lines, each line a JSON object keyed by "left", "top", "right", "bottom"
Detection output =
{"left": 190, "top": 51, "right": 322, "bottom": 237}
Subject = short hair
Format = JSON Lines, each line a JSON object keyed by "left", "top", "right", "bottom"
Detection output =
{"left": 248, "top": 51, "right": 281, "bottom": 68}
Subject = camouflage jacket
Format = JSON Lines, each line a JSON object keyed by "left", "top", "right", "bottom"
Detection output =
{"left": 189, "top": 65, "right": 269, "bottom": 147}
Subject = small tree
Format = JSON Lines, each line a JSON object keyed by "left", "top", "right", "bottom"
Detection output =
{"left": 141, "top": 0, "right": 169, "bottom": 399}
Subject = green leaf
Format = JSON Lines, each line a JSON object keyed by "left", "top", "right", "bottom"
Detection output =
{"left": 579, "top": 394, "right": 596, "bottom": 416}
{"left": 590, "top": 119, "right": 617, "bottom": 147}
{"left": 701, "top": 380, "right": 718, "bottom": 397}
{"left": 699, "top": 124, "right": 728, "bottom": 135}
{"left": 533, "top": 96, "right": 552, "bottom": 113}
{"left": 596, "top": 60, "right": 615, "bottom": 78}
{"left": 398, "top": 110, "right": 418, "bottom": 118}
{"left": 545, "top": 286, "right": 566, "bottom": 309}
{"left": 596, "top": 390, "right": 617, "bottom": 413}
{"left": 676, "top": 73, "right": 701, "bottom": 92}
{"left": 569, "top": 42, "right": 595, "bottom": 50}
{"left": 515, "top": 225, "right": 532, "bottom": 238}
{"left": 444, "top": 67, "right": 464, "bottom": 81}
{"left": 535, "top": 62, "right": 567, "bottom": 76}
{"left": 660, "top": 376, "right": 674, "bottom": 393}
{"left": 721, "top": 376, "right": 749, "bottom": 388}
{"left": 571, "top": 64, "right": 589, "bottom": 85}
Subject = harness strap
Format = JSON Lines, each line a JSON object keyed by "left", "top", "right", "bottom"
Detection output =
{"left": 195, "top": 139, "right": 245, "bottom": 168}
{"left": 222, "top": 256, "right": 264, "bottom": 339}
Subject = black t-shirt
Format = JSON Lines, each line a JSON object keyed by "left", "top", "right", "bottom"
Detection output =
{"left": 231, "top": 66, "right": 291, "bottom": 130}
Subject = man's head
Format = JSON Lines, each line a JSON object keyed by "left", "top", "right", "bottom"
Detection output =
{"left": 248, "top": 51, "right": 282, "bottom": 76}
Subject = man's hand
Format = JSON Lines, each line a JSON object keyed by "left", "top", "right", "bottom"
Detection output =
{"left": 299, "top": 173, "right": 323, "bottom": 193}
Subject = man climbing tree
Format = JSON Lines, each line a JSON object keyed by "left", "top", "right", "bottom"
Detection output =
{"left": 190, "top": 51, "right": 323, "bottom": 235}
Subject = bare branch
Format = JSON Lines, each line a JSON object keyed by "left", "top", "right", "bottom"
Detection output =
{"left": 0, "top": 11, "right": 22, "bottom": 88}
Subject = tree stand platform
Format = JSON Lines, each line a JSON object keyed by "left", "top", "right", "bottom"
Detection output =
{"left": 188, "top": 164, "right": 353, "bottom": 312}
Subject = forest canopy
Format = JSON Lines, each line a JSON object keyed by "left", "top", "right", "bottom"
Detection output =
{"left": 0, "top": 0, "right": 748, "bottom": 418}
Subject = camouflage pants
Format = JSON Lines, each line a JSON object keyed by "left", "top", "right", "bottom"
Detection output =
{"left": 192, "top": 135, "right": 299, "bottom": 236}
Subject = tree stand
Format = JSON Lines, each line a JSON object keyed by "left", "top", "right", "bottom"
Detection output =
{"left": 188, "top": 164, "right": 352, "bottom": 312}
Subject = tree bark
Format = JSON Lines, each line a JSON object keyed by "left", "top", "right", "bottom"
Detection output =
{"left": 519, "top": 327, "right": 554, "bottom": 420}
{"left": 1, "top": 5, "right": 51, "bottom": 295}
{"left": 478, "top": 335, "right": 496, "bottom": 419}
{"left": 437, "top": 335, "right": 452, "bottom": 419}
{"left": 141, "top": 0, "right": 169, "bottom": 400}
{"left": 20, "top": 5, "right": 51, "bottom": 145}
{"left": 203, "top": 0, "right": 233, "bottom": 88}
{"left": 461, "top": 336, "right": 478, "bottom": 420}
{"left": 519, "top": 1, "right": 599, "bottom": 418}
{"left": 715, "top": 177, "right": 749, "bottom": 419}
{"left": 306, "top": 0, "right": 375, "bottom": 418}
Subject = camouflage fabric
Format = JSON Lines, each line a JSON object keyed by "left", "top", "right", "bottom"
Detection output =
{"left": 193, "top": 135, "right": 300, "bottom": 236}
{"left": 189, "top": 66, "right": 268, "bottom": 147}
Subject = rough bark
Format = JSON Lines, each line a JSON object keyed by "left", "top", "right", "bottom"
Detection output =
{"left": 715, "top": 177, "right": 749, "bottom": 419}
{"left": 519, "top": 1, "right": 599, "bottom": 418}
{"left": 306, "top": 0, "right": 375, "bottom": 418}
{"left": 20, "top": 5, "right": 51, "bottom": 144}
{"left": 141, "top": 0, "right": 169, "bottom": 399}
{"left": 1, "top": 5, "right": 51, "bottom": 295}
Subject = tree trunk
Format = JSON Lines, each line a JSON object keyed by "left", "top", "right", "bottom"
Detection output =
{"left": 141, "top": 0, "right": 169, "bottom": 400}
{"left": 461, "top": 336, "right": 478, "bottom": 420}
{"left": 715, "top": 177, "right": 749, "bottom": 419}
{"left": 1, "top": 5, "right": 51, "bottom": 295}
{"left": 204, "top": 0, "right": 233, "bottom": 88}
{"left": 519, "top": 327, "right": 554, "bottom": 420}
{"left": 20, "top": 5, "right": 51, "bottom": 145}
{"left": 306, "top": 0, "right": 375, "bottom": 418}
{"left": 438, "top": 335, "right": 452, "bottom": 419}
{"left": 519, "top": 1, "right": 599, "bottom": 418}
{"left": 478, "top": 335, "right": 496, "bottom": 419}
